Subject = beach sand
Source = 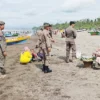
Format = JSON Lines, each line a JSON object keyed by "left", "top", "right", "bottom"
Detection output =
{"left": 0, "top": 31, "right": 100, "bottom": 100}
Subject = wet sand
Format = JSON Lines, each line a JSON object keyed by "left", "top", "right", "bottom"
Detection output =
{"left": 0, "top": 32, "right": 100, "bottom": 100}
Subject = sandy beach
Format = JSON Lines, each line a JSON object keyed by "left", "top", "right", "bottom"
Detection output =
{"left": 0, "top": 31, "right": 100, "bottom": 100}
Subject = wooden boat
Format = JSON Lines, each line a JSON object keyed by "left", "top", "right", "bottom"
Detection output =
{"left": 4, "top": 32, "right": 19, "bottom": 37}
{"left": 89, "top": 32, "right": 99, "bottom": 35}
{"left": 89, "top": 29, "right": 100, "bottom": 35}
{"left": 5, "top": 34, "right": 12, "bottom": 37}
{"left": 6, "top": 36, "right": 30, "bottom": 45}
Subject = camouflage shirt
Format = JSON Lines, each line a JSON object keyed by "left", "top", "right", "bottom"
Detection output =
{"left": 0, "top": 30, "right": 7, "bottom": 52}
{"left": 65, "top": 26, "right": 77, "bottom": 41}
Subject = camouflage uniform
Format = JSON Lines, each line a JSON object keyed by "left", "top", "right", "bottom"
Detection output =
{"left": 65, "top": 26, "right": 77, "bottom": 61}
{"left": 38, "top": 29, "right": 51, "bottom": 66}
{"left": 0, "top": 30, "right": 7, "bottom": 68}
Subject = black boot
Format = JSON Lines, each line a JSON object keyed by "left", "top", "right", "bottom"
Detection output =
{"left": 66, "top": 57, "right": 69, "bottom": 63}
{"left": 0, "top": 67, "right": 6, "bottom": 75}
{"left": 42, "top": 65, "right": 52, "bottom": 73}
{"left": 44, "top": 66, "right": 52, "bottom": 73}
{"left": 42, "top": 64, "right": 46, "bottom": 71}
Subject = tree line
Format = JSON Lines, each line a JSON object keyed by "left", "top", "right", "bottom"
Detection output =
{"left": 32, "top": 17, "right": 100, "bottom": 30}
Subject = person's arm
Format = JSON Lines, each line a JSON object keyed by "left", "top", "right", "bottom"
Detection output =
{"left": 50, "top": 38, "right": 55, "bottom": 42}
{"left": 0, "top": 36, "right": 7, "bottom": 56}
{"left": 32, "top": 52, "right": 37, "bottom": 57}
{"left": 65, "top": 29, "right": 67, "bottom": 37}
{"left": 73, "top": 29, "right": 77, "bottom": 39}
{"left": 47, "top": 33, "right": 55, "bottom": 42}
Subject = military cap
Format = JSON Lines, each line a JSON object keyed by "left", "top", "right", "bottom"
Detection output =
{"left": 0, "top": 21, "right": 5, "bottom": 25}
{"left": 43, "top": 23, "right": 50, "bottom": 27}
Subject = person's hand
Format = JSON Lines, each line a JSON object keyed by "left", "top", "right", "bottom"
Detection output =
{"left": 51, "top": 39, "right": 55, "bottom": 43}
{"left": 3, "top": 52, "right": 7, "bottom": 56}
{"left": 48, "top": 48, "right": 51, "bottom": 52}
{"left": 36, "top": 45, "right": 39, "bottom": 48}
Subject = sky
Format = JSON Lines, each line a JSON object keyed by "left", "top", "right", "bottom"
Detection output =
{"left": 0, "top": 0, "right": 100, "bottom": 29}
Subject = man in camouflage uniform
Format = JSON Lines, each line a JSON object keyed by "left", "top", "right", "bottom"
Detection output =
{"left": 0, "top": 21, "right": 7, "bottom": 78}
{"left": 36, "top": 23, "right": 54, "bottom": 73}
{"left": 65, "top": 21, "right": 77, "bottom": 63}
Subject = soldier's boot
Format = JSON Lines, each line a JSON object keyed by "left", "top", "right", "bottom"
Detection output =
{"left": 0, "top": 67, "right": 6, "bottom": 75}
{"left": 66, "top": 57, "right": 69, "bottom": 63}
{"left": 0, "top": 67, "right": 6, "bottom": 79}
{"left": 44, "top": 66, "right": 52, "bottom": 73}
{"left": 42, "top": 64, "right": 46, "bottom": 71}
{"left": 72, "top": 57, "right": 77, "bottom": 61}
{"left": 42, "top": 64, "right": 52, "bottom": 73}
{"left": 69, "top": 59, "right": 73, "bottom": 62}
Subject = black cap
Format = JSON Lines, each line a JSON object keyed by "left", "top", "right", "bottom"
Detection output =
{"left": 70, "top": 21, "right": 75, "bottom": 25}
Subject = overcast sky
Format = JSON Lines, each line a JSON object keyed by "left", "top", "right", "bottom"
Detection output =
{"left": 0, "top": 0, "right": 99, "bottom": 29}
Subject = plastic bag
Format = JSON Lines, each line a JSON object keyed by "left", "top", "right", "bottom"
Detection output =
{"left": 76, "top": 51, "right": 82, "bottom": 59}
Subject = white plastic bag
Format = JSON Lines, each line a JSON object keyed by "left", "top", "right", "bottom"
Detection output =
{"left": 76, "top": 51, "right": 82, "bottom": 59}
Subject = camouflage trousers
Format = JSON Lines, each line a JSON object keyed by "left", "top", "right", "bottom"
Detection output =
{"left": 0, "top": 50, "right": 5, "bottom": 68}
{"left": 40, "top": 48, "right": 50, "bottom": 66}
{"left": 66, "top": 41, "right": 76, "bottom": 60}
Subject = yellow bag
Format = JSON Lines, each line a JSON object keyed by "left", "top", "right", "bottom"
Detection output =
{"left": 20, "top": 51, "right": 32, "bottom": 64}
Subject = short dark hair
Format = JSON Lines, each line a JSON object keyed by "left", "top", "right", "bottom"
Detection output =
{"left": 40, "top": 28, "right": 43, "bottom": 31}
{"left": 70, "top": 21, "right": 75, "bottom": 25}
{"left": 49, "top": 24, "right": 52, "bottom": 27}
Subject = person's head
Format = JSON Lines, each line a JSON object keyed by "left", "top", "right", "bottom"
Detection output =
{"left": 70, "top": 21, "right": 75, "bottom": 28}
{"left": 40, "top": 28, "right": 43, "bottom": 31}
{"left": 43, "top": 23, "right": 50, "bottom": 30}
{"left": 49, "top": 24, "right": 52, "bottom": 30}
{"left": 0, "top": 21, "right": 5, "bottom": 30}
{"left": 24, "top": 46, "right": 30, "bottom": 51}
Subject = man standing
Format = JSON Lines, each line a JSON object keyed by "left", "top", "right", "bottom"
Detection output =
{"left": 65, "top": 21, "right": 77, "bottom": 63}
{"left": 0, "top": 21, "right": 7, "bottom": 78}
{"left": 37, "top": 23, "right": 54, "bottom": 73}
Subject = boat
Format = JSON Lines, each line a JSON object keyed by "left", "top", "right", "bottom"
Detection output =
{"left": 23, "top": 32, "right": 33, "bottom": 37}
{"left": 12, "top": 33, "right": 19, "bottom": 37}
{"left": 5, "top": 34, "right": 12, "bottom": 37}
{"left": 6, "top": 36, "right": 30, "bottom": 45}
{"left": 89, "top": 31, "right": 99, "bottom": 35}
{"left": 89, "top": 29, "right": 99, "bottom": 35}
{"left": 4, "top": 32, "right": 12, "bottom": 37}
{"left": 4, "top": 32, "right": 19, "bottom": 37}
